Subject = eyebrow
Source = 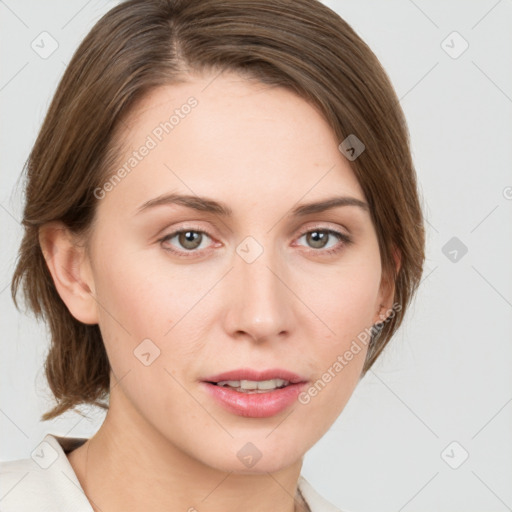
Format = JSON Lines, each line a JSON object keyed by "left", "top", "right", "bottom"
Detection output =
{"left": 135, "top": 193, "right": 369, "bottom": 217}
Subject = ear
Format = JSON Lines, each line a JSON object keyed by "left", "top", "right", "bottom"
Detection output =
{"left": 39, "top": 221, "right": 98, "bottom": 325}
{"left": 373, "top": 246, "right": 401, "bottom": 325}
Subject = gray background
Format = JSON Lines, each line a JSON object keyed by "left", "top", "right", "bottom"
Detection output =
{"left": 1, "top": 1, "right": 511, "bottom": 511}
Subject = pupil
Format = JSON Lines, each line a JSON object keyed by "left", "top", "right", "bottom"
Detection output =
{"left": 180, "top": 231, "right": 201, "bottom": 249}
{"left": 309, "top": 230, "right": 327, "bottom": 248}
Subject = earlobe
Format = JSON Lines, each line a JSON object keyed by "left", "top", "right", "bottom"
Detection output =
{"left": 39, "top": 222, "right": 98, "bottom": 325}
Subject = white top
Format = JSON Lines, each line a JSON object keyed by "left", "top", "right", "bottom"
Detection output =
{"left": 0, "top": 433, "right": 349, "bottom": 512}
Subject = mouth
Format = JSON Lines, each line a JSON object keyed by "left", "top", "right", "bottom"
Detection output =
{"left": 200, "top": 368, "right": 308, "bottom": 417}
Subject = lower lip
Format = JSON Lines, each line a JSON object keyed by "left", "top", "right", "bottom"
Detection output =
{"left": 201, "top": 382, "right": 308, "bottom": 418}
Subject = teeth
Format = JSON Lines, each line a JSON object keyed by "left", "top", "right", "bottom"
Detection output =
{"left": 216, "top": 378, "right": 290, "bottom": 392}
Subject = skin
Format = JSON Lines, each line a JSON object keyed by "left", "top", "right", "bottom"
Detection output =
{"left": 40, "top": 70, "right": 397, "bottom": 512}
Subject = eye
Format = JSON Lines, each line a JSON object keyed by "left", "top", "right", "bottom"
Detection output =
{"left": 295, "top": 227, "right": 352, "bottom": 255}
{"left": 158, "top": 225, "right": 352, "bottom": 259}
{"left": 159, "top": 228, "right": 214, "bottom": 257}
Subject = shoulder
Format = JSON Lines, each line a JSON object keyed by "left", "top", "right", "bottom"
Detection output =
{"left": 298, "top": 475, "right": 355, "bottom": 512}
{"left": 0, "top": 433, "right": 92, "bottom": 512}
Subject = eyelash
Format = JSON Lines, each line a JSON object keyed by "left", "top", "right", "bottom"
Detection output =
{"left": 158, "top": 225, "right": 353, "bottom": 259}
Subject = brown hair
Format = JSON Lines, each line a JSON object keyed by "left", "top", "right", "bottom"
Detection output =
{"left": 11, "top": 0, "right": 425, "bottom": 421}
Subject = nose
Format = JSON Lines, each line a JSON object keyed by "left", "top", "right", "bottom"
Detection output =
{"left": 222, "top": 241, "right": 294, "bottom": 344}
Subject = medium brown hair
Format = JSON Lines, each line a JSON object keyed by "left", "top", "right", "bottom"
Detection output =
{"left": 11, "top": 0, "right": 425, "bottom": 421}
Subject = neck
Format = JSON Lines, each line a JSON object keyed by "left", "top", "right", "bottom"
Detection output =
{"left": 67, "top": 386, "right": 308, "bottom": 512}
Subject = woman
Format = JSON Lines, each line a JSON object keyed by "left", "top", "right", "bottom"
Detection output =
{"left": 1, "top": 0, "right": 425, "bottom": 511}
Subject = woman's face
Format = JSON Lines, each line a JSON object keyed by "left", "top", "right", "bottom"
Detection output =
{"left": 80, "top": 71, "right": 392, "bottom": 473}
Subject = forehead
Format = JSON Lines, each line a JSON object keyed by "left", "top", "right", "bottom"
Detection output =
{"left": 98, "top": 71, "right": 366, "bottom": 217}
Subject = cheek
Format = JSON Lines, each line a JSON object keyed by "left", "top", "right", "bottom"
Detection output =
{"left": 88, "top": 236, "right": 167, "bottom": 371}
{"left": 90, "top": 250, "right": 198, "bottom": 407}
{"left": 297, "top": 253, "right": 382, "bottom": 400}
{"left": 305, "top": 257, "right": 382, "bottom": 344}
{"left": 296, "top": 271, "right": 379, "bottom": 430}
{"left": 91, "top": 240, "right": 212, "bottom": 375}
{"left": 94, "top": 262, "right": 160, "bottom": 337}
{"left": 91, "top": 229, "right": 173, "bottom": 329}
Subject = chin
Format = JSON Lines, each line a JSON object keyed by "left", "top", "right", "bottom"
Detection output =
{"left": 204, "top": 438, "right": 305, "bottom": 475}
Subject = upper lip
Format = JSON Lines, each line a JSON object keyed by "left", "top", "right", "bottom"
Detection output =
{"left": 203, "top": 368, "right": 307, "bottom": 384}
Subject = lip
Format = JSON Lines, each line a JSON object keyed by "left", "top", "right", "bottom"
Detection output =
{"left": 200, "top": 368, "right": 308, "bottom": 418}
{"left": 201, "top": 381, "right": 308, "bottom": 418}
{"left": 202, "top": 368, "right": 307, "bottom": 384}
